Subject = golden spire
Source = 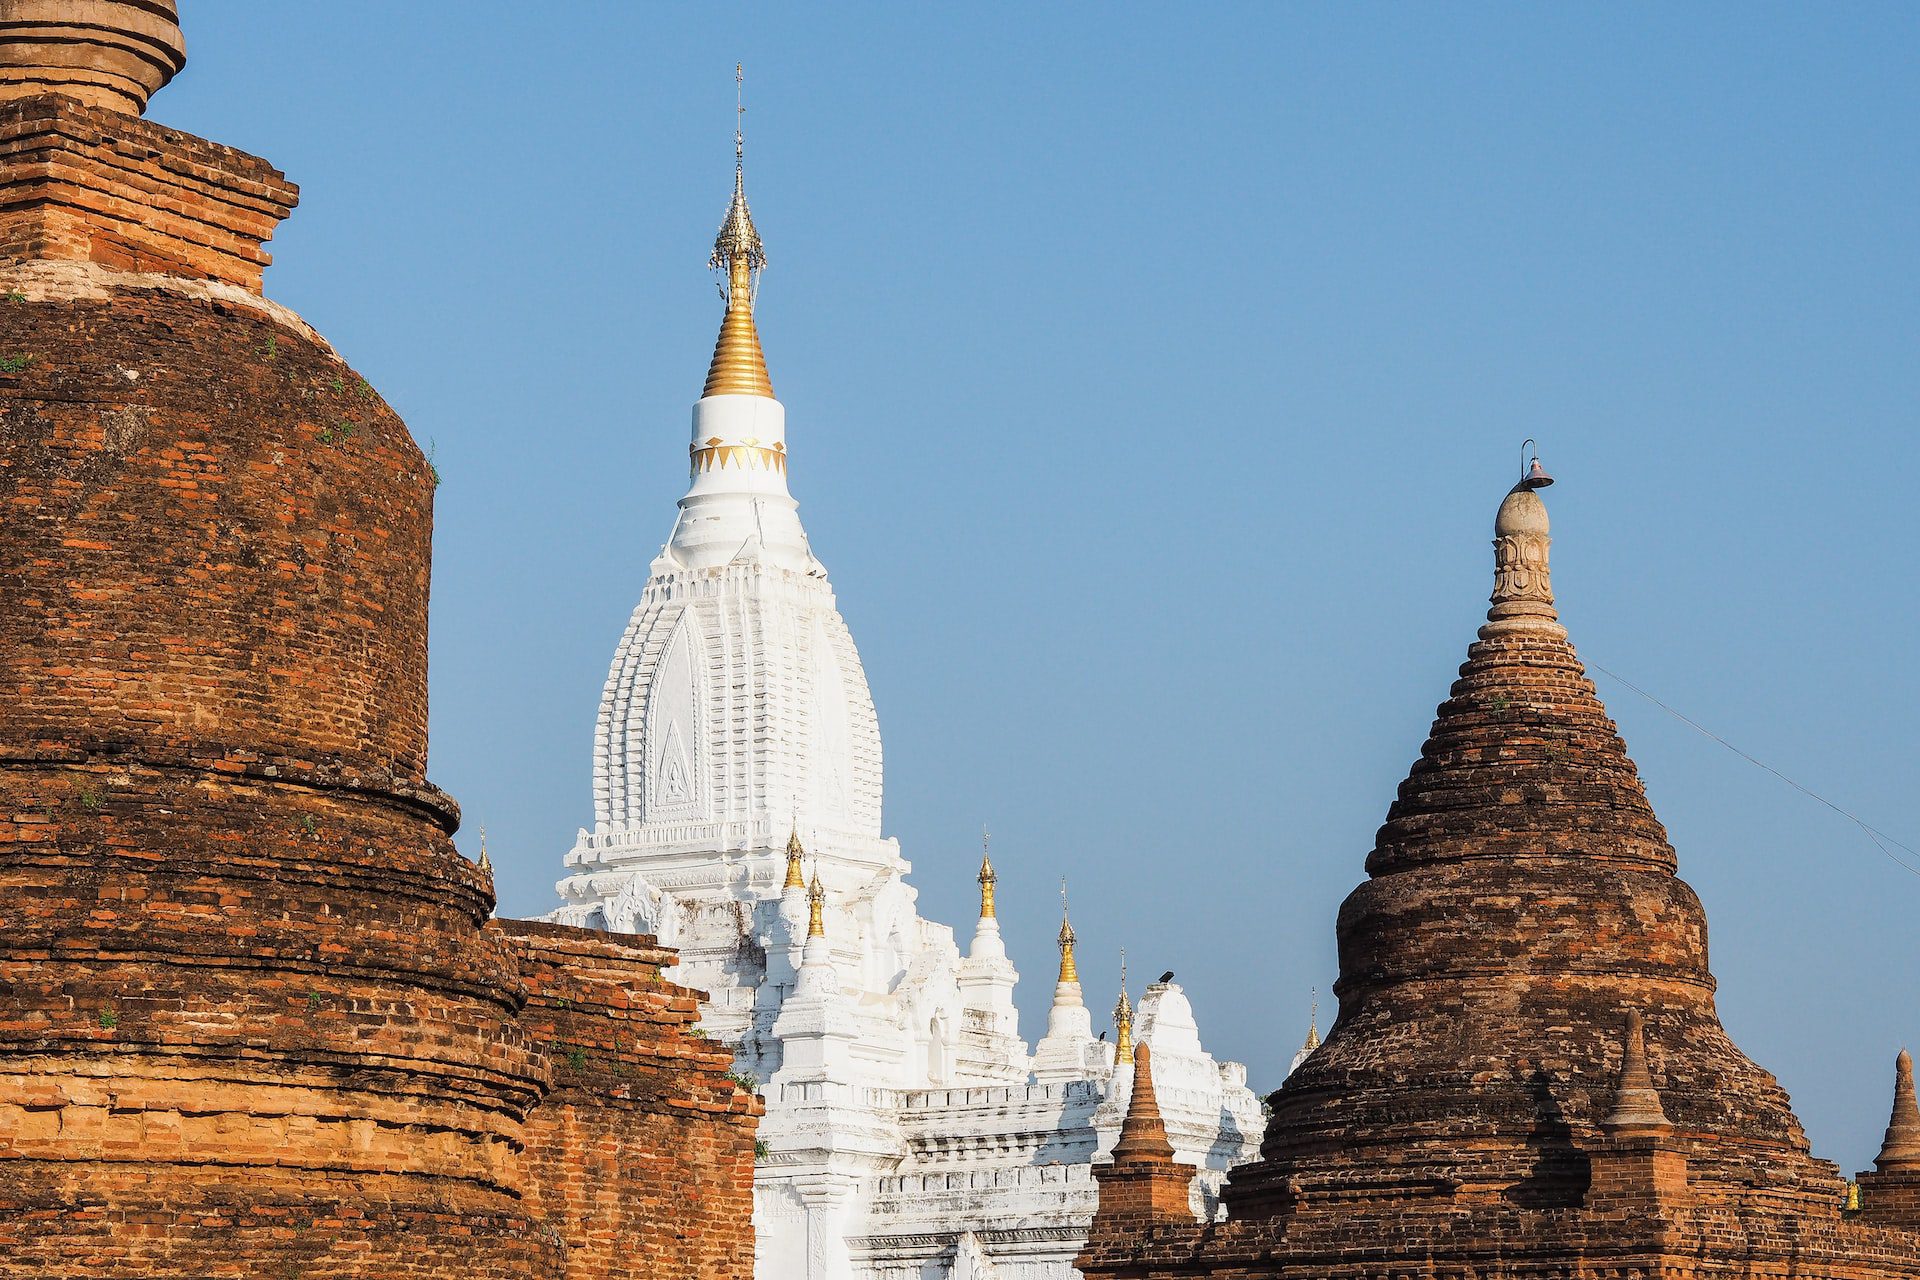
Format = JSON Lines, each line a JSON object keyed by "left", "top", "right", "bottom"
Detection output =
{"left": 1113, "top": 949, "right": 1134, "bottom": 1065}
{"left": 977, "top": 827, "right": 997, "bottom": 920}
{"left": 784, "top": 823, "right": 806, "bottom": 890}
{"left": 1302, "top": 988, "right": 1320, "bottom": 1052}
{"left": 703, "top": 63, "right": 774, "bottom": 399}
{"left": 477, "top": 826, "right": 491, "bottom": 874}
{"left": 1056, "top": 879, "right": 1077, "bottom": 984}
{"left": 806, "top": 870, "right": 826, "bottom": 939}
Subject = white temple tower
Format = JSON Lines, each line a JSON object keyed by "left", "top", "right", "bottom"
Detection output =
{"left": 550, "top": 107, "right": 1267, "bottom": 1280}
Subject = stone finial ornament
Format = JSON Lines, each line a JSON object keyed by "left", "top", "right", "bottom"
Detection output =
{"left": 0, "top": 0, "right": 186, "bottom": 115}
{"left": 1602, "top": 1009, "right": 1673, "bottom": 1135}
{"left": 1483, "top": 473, "right": 1566, "bottom": 640}
{"left": 1876, "top": 1049, "right": 1920, "bottom": 1171}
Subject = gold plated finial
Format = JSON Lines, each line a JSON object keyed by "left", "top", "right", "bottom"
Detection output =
{"left": 977, "top": 827, "right": 997, "bottom": 920}
{"left": 1114, "top": 950, "right": 1134, "bottom": 1065}
{"left": 784, "top": 823, "right": 806, "bottom": 890}
{"left": 477, "top": 826, "right": 491, "bottom": 874}
{"left": 1056, "top": 879, "right": 1078, "bottom": 984}
{"left": 806, "top": 870, "right": 826, "bottom": 938}
{"left": 703, "top": 63, "right": 773, "bottom": 399}
{"left": 1302, "top": 988, "right": 1319, "bottom": 1052}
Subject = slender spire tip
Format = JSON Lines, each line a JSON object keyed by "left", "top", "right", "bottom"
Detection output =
{"left": 1056, "top": 878, "right": 1077, "bottom": 983}
{"left": 806, "top": 869, "right": 826, "bottom": 938}
{"left": 703, "top": 63, "right": 773, "bottom": 399}
{"left": 977, "top": 827, "right": 997, "bottom": 919}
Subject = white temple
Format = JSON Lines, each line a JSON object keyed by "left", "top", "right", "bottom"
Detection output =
{"left": 548, "top": 120, "right": 1271, "bottom": 1279}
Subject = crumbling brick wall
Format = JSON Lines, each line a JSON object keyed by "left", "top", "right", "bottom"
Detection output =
{"left": 501, "top": 921, "right": 761, "bottom": 1280}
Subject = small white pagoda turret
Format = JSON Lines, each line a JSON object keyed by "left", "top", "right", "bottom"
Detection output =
{"left": 954, "top": 836, "right": 1028, "bottom": 1083}
{"left": 1032, "top": 889, "right": 1100, "bottom": 1081}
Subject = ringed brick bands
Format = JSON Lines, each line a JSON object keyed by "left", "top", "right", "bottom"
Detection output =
{"left": 0, "top": 30, "right": 760, "bottom": 1278}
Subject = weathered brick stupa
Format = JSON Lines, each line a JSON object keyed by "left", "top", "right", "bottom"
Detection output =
{"left": 1079, "top": 463, "right": 1920, "bottom": 1279}
{"left": 0, "top": 4, "right": 757, "bottom": 1277}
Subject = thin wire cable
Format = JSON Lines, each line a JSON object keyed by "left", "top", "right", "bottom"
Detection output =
{"left": 1586, "top": 660, "right": 1920, "bottom": 880}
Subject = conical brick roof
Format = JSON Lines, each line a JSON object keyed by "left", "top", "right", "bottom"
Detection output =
{"left": 1877, "top": 1049, "right": 1920, "bottom": 1171}
{"left": 1230, "top": 475, "right": 1835, "bottom": 1215}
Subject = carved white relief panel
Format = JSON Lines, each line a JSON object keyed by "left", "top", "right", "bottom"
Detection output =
{"left": 645, "top": 609, "right": 710, "bottom": 823}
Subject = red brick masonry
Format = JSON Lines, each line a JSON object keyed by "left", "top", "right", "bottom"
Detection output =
{"left": 0, "top": 87, "right": 760, "bottom": 1279}
{"left": 0, "top": 95, "right": 297, "bottom": 290}
{"left": 504, "top": 922, "right": 761, "bottom": 1280}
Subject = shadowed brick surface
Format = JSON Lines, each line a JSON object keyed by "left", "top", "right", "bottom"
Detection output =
{"left": 503, "top": 921, "right": 761, "bottom": 1280}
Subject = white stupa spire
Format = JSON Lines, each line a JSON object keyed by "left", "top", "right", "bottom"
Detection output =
{"left": 664, "top": 96, "right": 812, "bottom": 575}
{"left": 956, "top": 829, "right": 1027, "bottom": 1080}
{"left": 1032, "top": 880, "right": 1096, "bottom": 1080}
{"left": 551, "top": 98, "right": 1267, "bottom": 1273}
{"left": 556, "top": 115, "right": 894, "bottom": 982}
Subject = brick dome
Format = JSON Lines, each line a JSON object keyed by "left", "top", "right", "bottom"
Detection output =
{"left": 0, "top": 17, "right": 564, "bottom": 1274}
{"left": 1229, "top": 477, "right": 1836, "bottom": 1214}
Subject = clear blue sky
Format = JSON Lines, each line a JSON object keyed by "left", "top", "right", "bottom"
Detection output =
{"left": 161, "top": 4, "right": 1917, "bottom": 1174}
